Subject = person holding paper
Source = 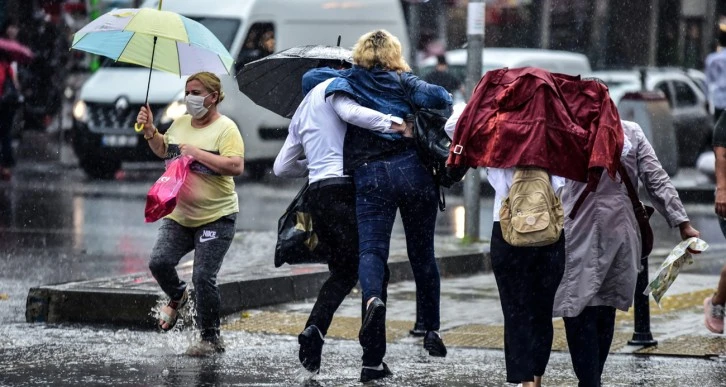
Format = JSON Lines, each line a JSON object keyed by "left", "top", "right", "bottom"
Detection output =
{"left": 554, "top": 119, "right": 699, "bottom": 387}
{"left": 706, "top": 110, "right": 726, "bottom": 334}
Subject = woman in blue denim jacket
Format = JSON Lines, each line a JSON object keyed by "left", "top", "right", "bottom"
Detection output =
{"left": 305, "top": 30, "right": 452, "bottom": 382}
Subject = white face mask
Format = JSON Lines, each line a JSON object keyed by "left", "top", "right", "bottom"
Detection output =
{"left": 185, "top": 93, "right": 211, "bottom": 119}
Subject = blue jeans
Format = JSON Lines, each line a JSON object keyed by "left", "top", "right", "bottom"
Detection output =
{"left": 354, "top": 148, "right": 441, "bottom": 330}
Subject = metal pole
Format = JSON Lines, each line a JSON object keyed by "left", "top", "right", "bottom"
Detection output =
{"left": 540, "top": 0, "right": 552, "bottom": 49}
{"left": 647, "top": 0, "right": 659, "bottom": 66}
{"left": 628, "top": 255, "right": 657, "bottom": 347}
{"left": 464, "top": 0, "right": 484, "bottom": 242}
{"left": 408, "top": 3, "right": 421, "bottom": 73}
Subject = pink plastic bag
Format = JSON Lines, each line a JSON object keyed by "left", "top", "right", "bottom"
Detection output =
{"left": 144, "top": 155, "right": 193, "bottom": 223}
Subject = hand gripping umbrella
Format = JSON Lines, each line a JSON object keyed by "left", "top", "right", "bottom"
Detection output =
{"left": 70, "top": 0, "right": 234, "bottom": 132}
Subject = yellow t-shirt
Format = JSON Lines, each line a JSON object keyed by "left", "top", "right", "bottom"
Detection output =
{"left": 163, "top": 114, "right": 244, "bottom": 228}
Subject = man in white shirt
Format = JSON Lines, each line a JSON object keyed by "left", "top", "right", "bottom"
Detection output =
{"left": 273, "top": 75, "right": 405, "bottom": 375}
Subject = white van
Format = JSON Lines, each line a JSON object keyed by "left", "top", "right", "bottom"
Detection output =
{"left": 71, "top": 0, "right": 409, "bottom": 179}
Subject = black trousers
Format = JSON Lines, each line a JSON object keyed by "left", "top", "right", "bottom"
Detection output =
{"left": 490, "top": 222, "right": 566, "bottom": 384}
{"left": 304, "top": 179, "right": 360, "bottom": 336}
{"left": 0, "top": 104, "right": 16, "bottom": 168}
{"left": 563, "top": 305, "right": 616, "bottom": 387}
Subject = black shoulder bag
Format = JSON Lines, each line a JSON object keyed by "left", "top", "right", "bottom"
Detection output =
{"left": 274, "top": 182, "right": 328, "bottom": 267}
{"left": 397, "top": 75, "right": 468, "bottom": 211}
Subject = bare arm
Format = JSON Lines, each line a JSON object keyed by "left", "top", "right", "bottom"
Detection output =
{"left": 715, "top": 146, "right": 726, "bottom": 218}
{"left": 136, "top": 104, "right": 167, "bottom": 159}
{"left": 180, "top": 145, "right": 244, "bottom": 176}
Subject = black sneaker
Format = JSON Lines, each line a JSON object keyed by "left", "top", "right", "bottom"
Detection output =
{"left": 423, "top": 331, "right": 447, "bottom": 357}
{"left": 298, "top": 325, "right": 324, "bottom": 373}
{"left": 359, "top": 298, "right": 386, "bottom": 349}
{"left": 360, "top": 362, "right": 392, "bottom": 383}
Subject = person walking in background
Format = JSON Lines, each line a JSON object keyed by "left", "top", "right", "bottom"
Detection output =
{"left": 305, "top": 29, "right": 452, "bottom": 382}
{"left": 705, "top": 24, "right": 726, "bottom": 120}
{"left": 705, "top": 111, "right": 726, "bottom": 334}
{"left": 0, "top": 19, "right": 22, "bottom": 181}
{"left": 423, "top": 54, "right": 463, "bottom": 95}
{"left": 555, "top": 120, "right": 699, "bottom": 387}
{"left": 135, "top": 72, "right": 244, "bottom": 357}
{"left": 273, "top": 65, "right": 406, "bottom": 375}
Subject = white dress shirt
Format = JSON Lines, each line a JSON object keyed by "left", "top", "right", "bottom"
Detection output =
{"left": 444, "top": 107, "right": 565, "bottom": 221}
{"left": 273, "top": 78, "right": 400, "bottom": 183}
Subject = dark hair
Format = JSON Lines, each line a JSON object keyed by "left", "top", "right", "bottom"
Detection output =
{"left": 318, "top": 59, "right": 351, "bottom": 70}
{"left": 436, "top": 55, "right": 447, "bottom": 66}
{"left": 719, "top": 25, "right": 726, "bottom": 47}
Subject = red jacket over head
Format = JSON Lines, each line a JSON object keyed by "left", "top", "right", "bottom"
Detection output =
{"left": 448, "top": 67, "right": 623, "bottom": 192}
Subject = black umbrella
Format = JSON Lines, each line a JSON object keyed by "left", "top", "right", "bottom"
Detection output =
{"left": 236, "top": 45, "right": 353, "bottom": 118}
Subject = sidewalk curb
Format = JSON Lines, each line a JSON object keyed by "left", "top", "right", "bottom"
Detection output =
{"left": 25, "top": 251, "right": 489, "bottom": 329}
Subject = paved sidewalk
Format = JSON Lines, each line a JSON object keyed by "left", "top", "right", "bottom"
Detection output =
{"left": 223, "top": 248, "right": 726, "bottom": 359}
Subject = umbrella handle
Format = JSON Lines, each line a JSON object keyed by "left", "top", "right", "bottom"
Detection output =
{"left": 134, "top": 122, "right": 145, "bottom": 132}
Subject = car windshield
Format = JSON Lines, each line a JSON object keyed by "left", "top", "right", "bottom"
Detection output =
{"left": 102, "top": 16, "right": 240, "bottom": 69}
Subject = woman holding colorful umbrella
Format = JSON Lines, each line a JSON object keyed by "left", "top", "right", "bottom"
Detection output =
{"left": 72, "top": 1, "right": 241, "bottom": 355}
{"left": 136, "top": 71, "right": 244, "bottom": 356}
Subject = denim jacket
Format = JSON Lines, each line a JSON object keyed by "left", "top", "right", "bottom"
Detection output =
{"left": 303, "top": 65, "right": 452, "bottom": 118}
{"left": 303, "top": 65, "right": 452, "bottom": 171}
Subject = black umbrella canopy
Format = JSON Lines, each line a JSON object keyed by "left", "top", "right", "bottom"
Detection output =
{"left": 236, "top": 45, "right": 353, "bottom": 118}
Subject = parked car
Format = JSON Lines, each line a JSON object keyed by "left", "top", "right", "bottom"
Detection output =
{"left": 591, "top": 68, "right": 713, "bottom": 167}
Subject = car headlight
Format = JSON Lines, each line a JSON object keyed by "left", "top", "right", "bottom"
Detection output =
{"left": 160, "top": 100, "right": 187, "bottom": 125}
{"left": 72, "top": 100, "right": 88, "bottom": 122}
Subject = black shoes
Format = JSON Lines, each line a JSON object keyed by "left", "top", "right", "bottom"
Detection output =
{"left": 360, "top": 362, "right": 392, "bottom": 383}
{"left": 423, "top": 330, "right": 447, "bottom": 357}
{"left": 298, "top": 325, "right": 324, "bottom": 373}
{"left": 409, "top": 321, "right": 426, "bottom": 337}
{"left": 359, "top": 297, "right": 386, "bottom": 346}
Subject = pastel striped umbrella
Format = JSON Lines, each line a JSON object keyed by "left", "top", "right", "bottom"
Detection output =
{"left": 71, "top": 1, "right": 234, "bottom": 131}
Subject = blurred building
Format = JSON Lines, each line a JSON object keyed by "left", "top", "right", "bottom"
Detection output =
{"left": 404, "top": 0, "right": 721, "bottom": 70}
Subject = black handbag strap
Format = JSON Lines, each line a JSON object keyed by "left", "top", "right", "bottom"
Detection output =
{"left": 618, "top": 165, "right": 641, "bottom": 207}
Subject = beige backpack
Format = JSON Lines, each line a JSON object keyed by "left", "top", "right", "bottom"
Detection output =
{"left": 499, "top": 168, "right": 564, "bottom": 247}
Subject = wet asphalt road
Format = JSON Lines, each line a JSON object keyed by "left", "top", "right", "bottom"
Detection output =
{"left": 2, "top": 162, "right": 726, "bottom": 385}
{"left": 2, "top": 325, "right": 726, "bottom": 386}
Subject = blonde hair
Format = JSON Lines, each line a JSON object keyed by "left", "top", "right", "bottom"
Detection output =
{"left": 352, "top": 30, "right": 411, "bottom": 73}
{"left": 186, "top": 72, "right": 226, "bottom": 104}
